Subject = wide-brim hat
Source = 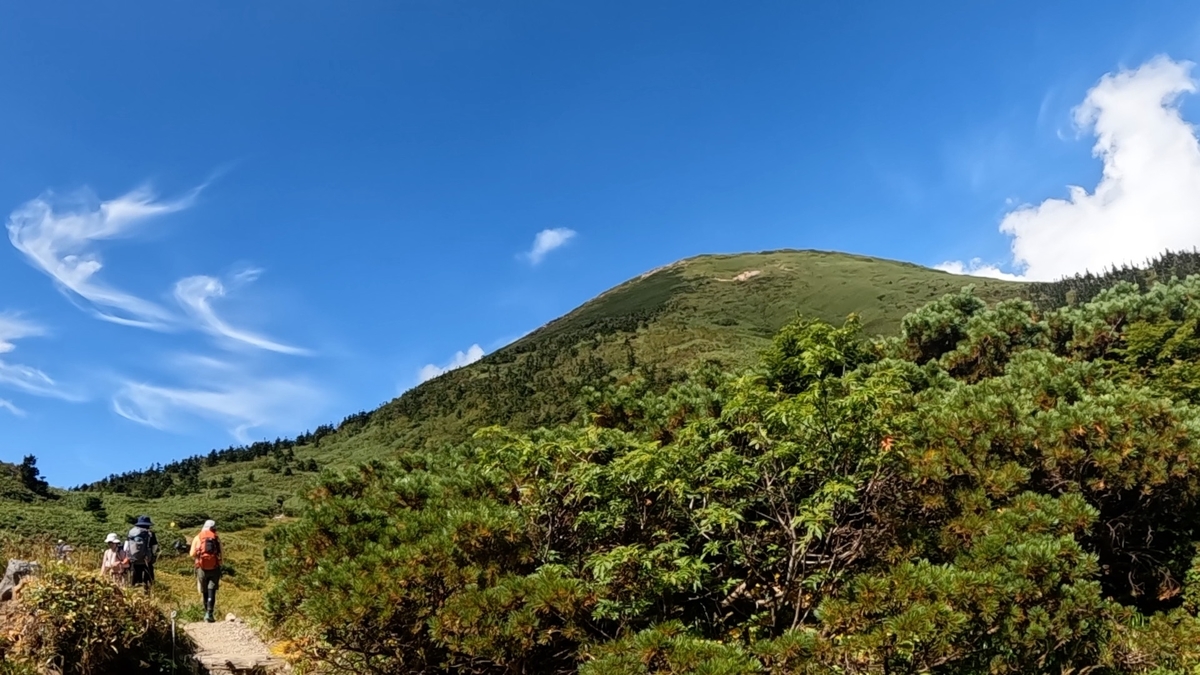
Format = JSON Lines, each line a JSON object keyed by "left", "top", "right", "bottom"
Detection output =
{"left": 104, "top": 533, "right": 120, "bottom": 544}
{"left": 135, "top": 515, "right": 153, "bottom": 527}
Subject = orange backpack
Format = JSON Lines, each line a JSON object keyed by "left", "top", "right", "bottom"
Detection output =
{"left": 196, "top": 530, "right": 220, "bottom": 570}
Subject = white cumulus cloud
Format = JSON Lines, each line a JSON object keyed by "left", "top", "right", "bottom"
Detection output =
{"left": 7, "top": 186, "right": 197, "bottom": 328}
{"left": 174, "top": 275, "right": 310, "bottom": 355}
{"left": 525, "top": 228, "right": 576, "bottom": 265}
{"left": 418, "top": 344, "right": 485, "bottom": 383}
{"left": 939, "top": 56, "right": 1200, "bottom": 282}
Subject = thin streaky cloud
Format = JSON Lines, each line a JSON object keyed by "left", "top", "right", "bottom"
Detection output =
{"left": 6, "top": 186, "right": 199, "bottom": 329}
{"left": 0, "top": 313, "right": 44, "bottom": 354}
{"left": 525, "top": 228, "right": 576, "bottom": 265}
{"left": 174, "top": 275, "right": 310, "bottom": 355}
{"left": 112, "top": 376, "right": 321, "bottom": 443}
{"left": 0, "top": 360, "right": 79, "bottom": 400}
{"left": 0, "top": 399, "right": 25, "bottom": 417}
{"left": 0, "top": 312, "right": 78, "bottom": 401}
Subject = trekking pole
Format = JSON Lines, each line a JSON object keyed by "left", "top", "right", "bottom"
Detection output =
{"left": 170, "top": 609, "right": 178, "bottom": 675}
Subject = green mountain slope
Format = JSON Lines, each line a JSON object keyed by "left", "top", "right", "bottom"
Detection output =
{"left": 365, "top": 250, "right": 1022, "bottom": 456}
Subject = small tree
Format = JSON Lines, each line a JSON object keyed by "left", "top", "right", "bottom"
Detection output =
{"left": 19, "top": 455, "right": 50, "bottom": 497}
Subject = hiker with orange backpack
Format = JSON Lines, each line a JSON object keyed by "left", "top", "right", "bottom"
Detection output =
{"left": 189, "top": 520, "right": 223, "bottom": 622}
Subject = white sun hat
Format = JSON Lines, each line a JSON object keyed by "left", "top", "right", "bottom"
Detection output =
{"left": 104, "top": 533, "right": 120, "bottom": 544}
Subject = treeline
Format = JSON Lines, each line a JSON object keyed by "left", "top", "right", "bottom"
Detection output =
{"left": 76, "top": 413, "right": 373, "bottom": 496}
{"left": 1025, "top": 248, "right": 1200, "bottom": 309}
{"left": 267, "top": 276, "right": 1200, "bottom": 673}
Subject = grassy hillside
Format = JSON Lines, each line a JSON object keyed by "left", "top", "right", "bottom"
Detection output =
{"left": 363, "top": 250, "right": 1022, "bottom": 455}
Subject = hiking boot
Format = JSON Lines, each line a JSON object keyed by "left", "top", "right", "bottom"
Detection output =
{"left": 204, "top": 611, "right": 215, "bottom": 623}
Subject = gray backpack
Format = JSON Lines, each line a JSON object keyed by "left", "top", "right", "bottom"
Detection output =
{"left": 128, "top": 529, "right": 151, "bottom": 564}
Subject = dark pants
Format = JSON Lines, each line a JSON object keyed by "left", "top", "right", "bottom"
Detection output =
{"left": 197, "top": 567, "right": 221, "bottom": 612}
{"left": 131, "top": 563, "right": 154, "bottom": 589}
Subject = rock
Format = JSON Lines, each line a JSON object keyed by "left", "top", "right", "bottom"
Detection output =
{"left": 0, "top": 560, "right": 39, "bottom": 602}
{"left": 226, "top": 613, "right": 238, "bottom": 622}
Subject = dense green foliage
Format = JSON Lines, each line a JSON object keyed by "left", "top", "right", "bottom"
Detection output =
{"left": 1, "top": 566, "right": 182, "bottom": 674}
{"left": 266, "top": 276, "right": 1200, "bottom": 673}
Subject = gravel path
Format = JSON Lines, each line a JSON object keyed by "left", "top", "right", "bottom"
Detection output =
{"left": 182, "top": 617, "right": 288, "bottom": 674}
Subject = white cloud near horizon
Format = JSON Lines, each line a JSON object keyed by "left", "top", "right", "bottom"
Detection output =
{"left": 939, "top": 56, "right": 1200, "bottom": 282}
{"left": 174, "top": 275, "right": 310, "bottom": 355}
{"left": 525, "top": 228, "right": 576, "bottom": 265}
{"left": 418, "top": 344, "right": 485, "bottom": 383}
{"left": 7, "top": 187, "right": 196, "bottom": 328}
{"left": 933, "top": 259, "right": 1024, "bottom": 281}
{"left": 112, "top": 364, "right": 323, "bottom": 443}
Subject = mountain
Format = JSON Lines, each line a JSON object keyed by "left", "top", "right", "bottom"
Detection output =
{"left": 363, "top": 250, "right": 1023, "bottom": 456}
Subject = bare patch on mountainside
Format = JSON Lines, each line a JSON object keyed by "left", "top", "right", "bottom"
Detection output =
{"left": 716, "top": 269, "right": 762, "bottom": 282}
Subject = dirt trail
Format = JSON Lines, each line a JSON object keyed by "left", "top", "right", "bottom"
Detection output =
{"left": 182, "top": 617, "right": 288, "bottom": 674}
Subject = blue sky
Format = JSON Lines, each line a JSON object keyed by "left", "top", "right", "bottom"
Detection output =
{"left": 1, "top": 1, "right": 1199, "bottom": 485}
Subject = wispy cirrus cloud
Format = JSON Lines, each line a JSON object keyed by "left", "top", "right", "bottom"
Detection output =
{"left": 940, "top": 56, "right": 1200, "bottom": 281}
{"left": 7, "top": 186, "right": 197, "bottom": 329}
{"left": 0, "top": 313, "right": 76, "bottom": 401}
{"left": 5, "top": 182, "right": 318, "bottom": 440}
{"left": 0, "top": 399, "right": 24, "bottom": 417}
{"left": 7, "top": 185, "right": 311, "bottom": 355}
{"left": 0, "top": 361, "right": 63, "bottom": 399}
{"left": 0, "top": 313, "right": 44, "bottom": 353}
{"left": 174, "top": 274, "right": 310, "bottom": 355}
{"left": 112, "top": 357, "right": 322, "bottom": 442}
{"left": 418, "top": 344, "right": 484, "bottom": 383}
{"left": 524, "top": 228, "right": 576, "bottom": 265}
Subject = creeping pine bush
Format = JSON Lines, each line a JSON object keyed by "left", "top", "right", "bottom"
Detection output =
{"left": 7, "top": 567, "right": 180, "bottom": 674}
{"left": 267, "top": 278, "right": 1200, "bottom": 673}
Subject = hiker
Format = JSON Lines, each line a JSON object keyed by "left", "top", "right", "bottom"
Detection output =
{"left": 100, "top": 533, "right": 129, "bottom": 584}
{"left": 124, "top": 515, "right": 159, "bottom": 590}
{"left": 189, "top": 519, "right": 223, "bottom": 622}
{"left": 54, "top": 539, "right": 74, "bottom": 562}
